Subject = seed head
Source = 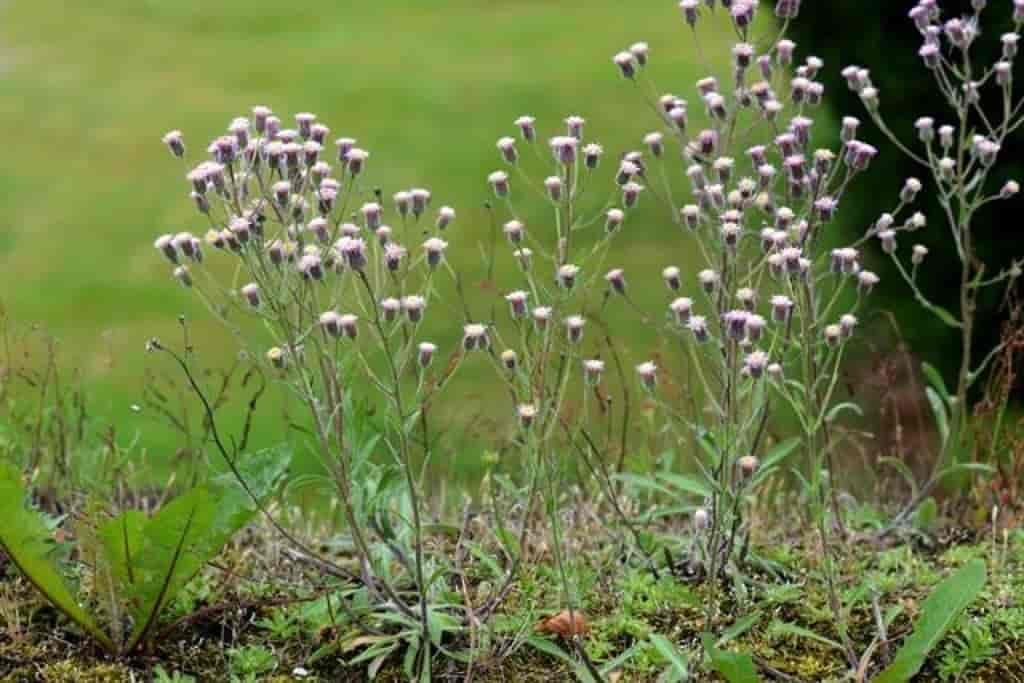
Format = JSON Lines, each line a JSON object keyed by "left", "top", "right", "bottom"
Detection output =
{"left": 544, "top": 175, "right": 564, "bottom": 201}
{"left": 155, "top": 234, "right": 178, "bottom": 263}
{"left": 532, "top": 306, "right": 552, "bottom": 330}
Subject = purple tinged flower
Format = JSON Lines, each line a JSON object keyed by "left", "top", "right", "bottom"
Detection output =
{"left": 346, "top": 148, "right": 368, "bottom": 175}
{"left": 686, "top": 164, "right": 707, "bottom": 191}
{"left": 162, "top": 130, "right": 185, "bottom": 157}
{"left": 557, "top": 264, "right": 580, "bottom": 289}
{"left": 731, "top": 0, "right": 755, "bottom": 27}
{"left": 462, "top": 323, "right": 490, "bottom": 351}
{"left": 298, "top": 252, "right": 324, "bottom": 281}
{"left": 515, "top": 115, "right": 537, "bottom": 142}
{"left": 419, "top": 342, "right": 437, "bottom": 368}
{"left": 939, "top": 125, "right": 955, "bottom": 149}
{"left": 629, "top": 41, "right": 649, "bottom": 66}
{"left": 814, "top": 196, "right": 838, "bottom": 222}
{"left": 422, "top": 237, "right": 448, "bottom": 268}
{"left": 858, "top": 270, "right": 880, "bottom": 292}
{"left": 532, "top": 306, "right": 552, "bottom": 330}
{"left": 384, "top": 243, "right": 407, "bottom": 271}
{"left": 583, "top": 143, "right": 604, "bottom": 169}
{"left": 668, "top": 105, "right": 688, "bottom": 131}
{"left": 488, "top": 171, "right": 510, "bottom": 197}
{"left": 565, "top": 315, "right": 586, "bottom": 344}
{"left": 723, "top": 309, "right": 749, "bottom": 340}
{"left": 713, "top": 156, "right": 734, "bottom": 185}
{"left": 381, "top": 297, "right": 401, "bottom": 322}
{"left": 1003, "top": 33, "right": 1020, "bottom": 59}
{"left": 375, "top": 225, "right": 393, "bottom": 245}
{"left": 643, "top": 132, "right": 664, "bottom": 158}
{"left": 252, "top": 106, "right": 272, "bottom": 134}
{"left": 775, "top": 0, "right": 800, "bottom": 18}
{"left": 155, "top": 234, "right": 178, "bottom": 263}
{"left": 743, "top": 350, "right": 769, "bottom": 378}
{"left": 636, "top": 361, "right": 658, "bottom": 390}
{"left": 919, "top": 43, "right": 940, "bottom": 69}
{"left": 295, "top": 112, "right": 317, "bottom": 139}
{"left": 975, "top": 139, "right": 1000, "bottom": 167}
{"left": 915, "top": 117, "right": 935, "bottom": 143}
{"left": 938, "top": 156, "right": 956, "bottom": 182}
{"left": 1015, "top": 0, "right": 1024, "bottom": 22}
{"left": 436, "top": 206, "right": 456, "bottom": 230}
{"left": 736, "top": 288, "right": 757, "bottom": 311}
{"left": 776, "top": 39, "right": 796, "bottom": 66}
{"left": 361, "top": 202, "right": 382, "bottom": 229}
{"left": 996, "top": 61, "right": 1013, "bottom": 86}
{"left": 337, "top": 237, "right": 368, "bottom": 270}
{"left": 912, "top": 244, "right": 929, "bottom": 266}
{"left": 320, "top": 311, "right": 343, "bottom": 338}
{"left": 605, "top": 268, "right": 626, "bottom": 294}
{"left": 502, "top": 220, "right": 525, "bottom": 245}
{"left": 310, "top": 123, "right": 330, "bottom": 145}
{"left": 411, "top": 188, "right": 432, "bottom": 217}
{"left": 878, "top": 229, "right": 897, "bottom": 254}
{"left": 679, "top": 0, "right": 699, "bottom": 26}
{"left": 605, "top": 208, "right": 625, "bottom": 233}
{"left": 613, "top": 51, "right": 637, "bottom": 79}
{"left": 565, "top": 115, "right": 585, "bottom": 140}
{"left": 335, "top": 137, "right": 356, "bottom": 162}
{"left": 505, "top": 290, "right": 529, "bottom": 318}
{"left": 337, "top": 314, "right": 358, "bottom": 340}
{"left": 545, "top": 176, "right": 564, "bottom": 201}
{"left": 549, "top": 136, "right": 578, "bottom": 165}
{"left": 302, "top": 140, "right": 322, "bottom": 167}
{"left": 583, "top": 359, "right": 605, "bottom": 384}
{"left": 770, "top": 295, "right": 793, "bottom": 323}
{"left": 1001, "top": 180, "right": 1020, "bottom": 199}
{"left": 517, "top": 403, "right": 537, "bottom": 429}
{"left": 241, "top": 283, "right": 261, "bottom": 307}
{"left": 622, "top": 181, "right": 644, "bottom": 208}
{"left": 402, "top": 295, "right": 427, "bottom": 322}
{"left": 669, "top": 297, "right": 693, "bottom": 324}
{"left": 721, "top": 222, "right": 742, "bottom": 249}
{"left": 688, "top": 315, "right": 709, "bottom": 342}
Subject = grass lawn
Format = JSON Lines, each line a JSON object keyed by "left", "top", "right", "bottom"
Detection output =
{"left": 0, "top": 1, "right": 763, "bottom": 459}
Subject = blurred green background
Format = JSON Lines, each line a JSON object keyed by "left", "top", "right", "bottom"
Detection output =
{"left": 0, "top": 0, "right": 755, "bottom": 463}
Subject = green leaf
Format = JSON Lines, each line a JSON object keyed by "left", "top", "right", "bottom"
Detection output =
{"left": 925, "top": 387, "right": 950, "bottom": 447}
{"left": 719, "top": 613, "right": 760, "bottom": 645}
{"left": 914, "top": 497, "right": 938, "bottom": 532}
{"left": 701, "top": 633, "right": 760, "bottom": 683}
{"left": 875, "top": 559, "right": 987, "bottom": 683}
{"left": 657, "top": 472, "right": 713, "bottom": 498}
{"left": 0, "top": 464, "right": 114, "bottom": 652}
{"left": 921, "top": 362, "right": 951, "bottom": 405}
{"left": 752, "top": 438, "right": 801, "bottom": 486}
{"left": 649, "top": 633, "right": 689, "bottom": 682}
{"left": 524, "top": 636, "right": 598, "bottom": 683}
{"left": 767, "top": 621, "right": 843, "bottom": 651}
{"left": 825, "top": 401, "right": 863, "bottom": 423}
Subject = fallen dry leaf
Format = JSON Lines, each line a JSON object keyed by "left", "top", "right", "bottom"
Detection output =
{"left": 535, "top": 609, "right": 590, "bottom": 638}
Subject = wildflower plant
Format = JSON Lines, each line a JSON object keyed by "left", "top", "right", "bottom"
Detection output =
{"left": 844, "top": 0, "right": 1024, "bottom": 522}
{"left": 597, "top": 0, "right": 881, "bottom": 655}
{"left": 153, "top": 110, "right": 469, "bottom": 678}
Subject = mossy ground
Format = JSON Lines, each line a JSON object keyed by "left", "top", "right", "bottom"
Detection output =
{"left": 1, "top": 520, "right": 1022, "bottom": 682}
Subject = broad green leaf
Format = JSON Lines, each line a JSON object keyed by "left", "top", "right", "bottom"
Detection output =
{"left": 124, "top": 487, "right": 217, "bottom": 651}
{"left": 649, "top": 633, "right": 689, "bottom": 682}
{"left": 98, "top": 511, "right": 146, "bottom": 590}
{"left": 701, "top": 633, "right": 760, "bottom": 683}
{"left": 875, "top": 559, "right": 987, "bottom": 683}
{"left": 0, "top": 464, "right": 114, "bottom": 652}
